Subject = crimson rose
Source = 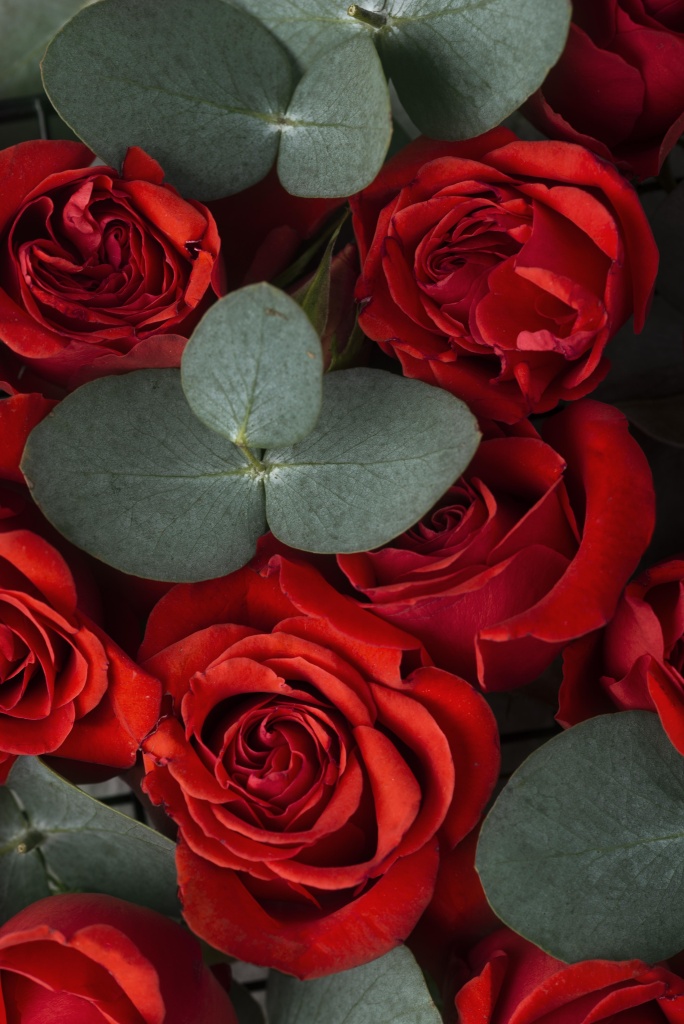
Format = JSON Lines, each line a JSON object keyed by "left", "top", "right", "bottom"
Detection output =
{"left": 559, "top": 558, "right": 684, "bottom": 754}
{"left": 0, "top": 894, "right": 236, "bottom": 1024}
{"left": 351, "top": 129, "right": 658, "bottom": 423}
{"left": 0, "top": 141, "right": 221, "bottom": 390}
{"left": 337, "top": 401, "right": 654, "bottom": 691}
{"left": 526, "top": 0, "right": 684, "bottom": 180}
{"left": 140, "top": 555, "right": 499, "bottom": 978}
{"left": 451, "top": 928, "right": 684, "bottom": 1024}
{"left": 0, "top": 394, "right": 161, "bottom": 782}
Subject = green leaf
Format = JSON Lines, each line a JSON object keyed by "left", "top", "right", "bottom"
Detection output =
{"left": 182, "top": 284, "right": 323, "bottom": 449}
{"left": 616, "top": 393, "right": 684, "bottom": 448}
{"left": 42, "top": 0, "right": 390, "bottom": 199}
{"left": 243, "top": 0, "right": 571, "bottom": 139}
{"left": 0, "top": 0, "right": 93, "bottom": 99}
{"left": 268, "top": 945, "right": 441, "bottom": 1024}
{"left": 292, "top": 217, "right": 346, "bottom": 337}
{"left": 0, "top": 785, "right": 51, "bottom": 922}
{"left": 263, "top": 368, "right": 480, "bottom": 552}
{"left": 232, "top": 982, "right": 266, "bottom": 1024}
{"left": 377, "top": 0, "right": 571, "bottom": 139}
{"left": 21, "top": 370, "right": 266, "bottom": 582}
{"left": 41, "top": 0, "right": 294, "bottom": 199}
{"left": 3, "top": 757, "right": 179, "bottom": 921}
{"left": 476, "top": 711, "right": 684, "bottom": 964}
{"left": 277, "top": 35, "right": 391, "bottom": 198}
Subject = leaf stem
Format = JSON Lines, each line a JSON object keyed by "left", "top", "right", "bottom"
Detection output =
{"left": 347, "top": 4, "right": 387, "bottom": 28}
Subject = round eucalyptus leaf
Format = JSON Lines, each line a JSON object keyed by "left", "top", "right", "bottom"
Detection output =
{"left": 477, "top": 712, "right": 684, "bottom": 964}
{"left": 278, "top": 35, "right": 391, "bottom": 197}
{"left": 182, "top": 284, "right": 323, "bottom": 449}
{"left": 268, "top": 945, "right": 441, "bottom": 1024}
{"left": 0, "top": 785, "right": 50, "bottom": 923}
{"left": 41, "top": 0, "right": 293, "bottom": 199}
{"left": 236, "top": 0, "right": 365, "bottom": 72}
{"left": 0, "top": 0, "right": 94, "bottom": 99}
{"left": 21, "top": 370, "right": 266, "bottom": 582}
{"left": 5, "top": 757, "right": 179, "bottom": 918}
{"left": 263, "top": 368, "right": 480, "bottom": 553}
{"left": 378, "top": 0, "right": 571, "bottom": 139}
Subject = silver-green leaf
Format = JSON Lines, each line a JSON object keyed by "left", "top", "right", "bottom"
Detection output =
{"left": 477, "top": 711, "right": 684, "bottom": 964}
{"left": 182, "top": 284, "right": 323, "bottom": 449}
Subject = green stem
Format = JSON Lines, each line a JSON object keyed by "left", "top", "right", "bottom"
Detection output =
{"left": 347, "top": 4, "right": 387, "bottom": 28}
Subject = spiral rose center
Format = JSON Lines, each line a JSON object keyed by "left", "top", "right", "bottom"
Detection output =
{"left": 201, "top": 695, "right": 344, "bottom": 828}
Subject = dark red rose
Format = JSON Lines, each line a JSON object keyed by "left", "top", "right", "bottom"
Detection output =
{"left": 526, "top": 0, "right": 684, "bottom": 180}
{"left": 0, "top": 394, "right": 162, "bottom": 782}
{"left": 0, "top": 141, "right": 221, "bottom": 390}
{"left": 559, "top": 558, "right": 684, "bottom": 754}
{"left": 451, "top": 927, "right": 684, "bottom": 1024}
{"left": 0, "top": 894, "right": 237, "bottom": 1024}
{"left": 337, "top": 401, "right": 655, "bottom": 692}
{"left": 140, "top": 554, "right": 499, "bottom": 978}
{"left": 351, "top": 130, "right": 658, "bottom": 423}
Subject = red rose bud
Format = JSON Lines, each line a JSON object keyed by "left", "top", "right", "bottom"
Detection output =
{"left": 526, "top": 0, "right": 684, "bottom": 180}
{"left": 450, "top": 927, "right": 684, "bottom": 1024}
{"left": 0, "top": 894, "right": 237, "bottom": 1024}
{"left": 351, "top": 129, "right": 658, "bottom": 423}
{"left": 140, "top": 555, "right": 499, "bottom": 978}
{"left": 559, "top": 558, "right": 684, "bottom": 754}
{"left": 338, "top": 401, "right": 655, "bottom": 692}
{"left": 0, "top": 141, "right": 221, "bottom": 390}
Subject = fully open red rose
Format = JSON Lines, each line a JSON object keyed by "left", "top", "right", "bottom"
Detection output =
{"left": 451, "top": 928, "right": 684, "bottom": 1024}
{"left": 337, "top": 401, "right": 655, "bottom": 691}
{"left": 559, "top": 558, "right": 684, "bottom": 753}
{"left": 140, "top": 554, "right": 499, "bottom": 978}
{"left": 526, "top": 0, "right": 684, "bottom": 180}
{"left": 0, "top": 141, "right": 221, "bottom": 390}
{"left": 0, "top": 394, "right": 162, "bottom": 782}
{"left": 0, "top": 894, "right": 236, "bottom": 1024}
{"left": 352, "top": 130, "right": 658, "bottom": 423}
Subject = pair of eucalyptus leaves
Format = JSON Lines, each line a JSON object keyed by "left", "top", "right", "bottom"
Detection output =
{"left": 39, "top": 0, "right": 571, "bottom": 200}
{"left": 23, "top": 280, "right": 479, "bottom": 582}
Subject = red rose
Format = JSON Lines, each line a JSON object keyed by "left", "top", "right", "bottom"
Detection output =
{"left": 0, "top": 141, "right": 221, "bottom": 390}
{"left": 559, "top": 558, "right": 684, "bottom": 754}
{"left": 337, "top": 401, "right": 655, "bottom": 692}
{"left": 526, "top": 0, "right": 684, "bottom": 180}
{"left": 0, "top": 394, "right": 162, "bottom": 782}
{"left": 451, "top": 928, "right": 684, "bottom": 1024}
{"left": 140, "top": 555, "right": 499, "bottom": 978}
{"left": 351, "top": 130, "right": 658, "bottom": 423}
{"left": 0, "top": 893, "right": 237, "bottom": 1024}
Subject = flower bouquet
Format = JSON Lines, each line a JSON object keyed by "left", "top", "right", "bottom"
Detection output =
{"left": 1, "top": 0, "right": 684, "bottom": 1021}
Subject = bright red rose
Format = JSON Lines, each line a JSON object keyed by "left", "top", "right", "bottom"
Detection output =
{"left": 351, "top": 130, "right": 658, "bottom": 423}
{"left": 0, "top": 394, "right": 162, "bottom": 782}
{"left": 559, "top": 558, "right": 684, "bottom": 753}
{"left": 451, "top": 927, "right": 684, "bottom": 1024}
{"left": 0, "top": 141, "right": 221, "bottom": 390}
{"left": 0, "top": 893, "right": 237, "bottom": 1024}
{"left": 140, "top": 554, "right": 499, "bottom": 978}
{"left": 526, "top": 0, "right": 684, "bottom": 180}
{"left": 337, "top": 401, "right": 655, "bottom": 692}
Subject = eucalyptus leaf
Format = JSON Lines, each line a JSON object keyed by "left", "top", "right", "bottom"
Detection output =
{"left": 268, "top": 946, "right": 441, "bottom": 1024}
{"left": 232, "top": 982, "right": 266, "bottom": 1024}
{"left": 278, "top": 35, "right": 391, "bottom": 198}
{"left": 616, "top": 393, "right": 684, "bottom": 448}
{"left": 264, "top": 368, "right": 480, "bottom": 552}
{"left": 0, "top": 0, "right": 93, "bottom": 99}
{"left": 42, "top": 0, "right": 293, "bottom": 199}
{"left": 21, "top": 370, "right": 266, "bottom": 582}
{"left": 182, "top": 284, "right": 323, "bottom": 449}
{"left": 244, "top": 0, "right": 571, "bottom": 139}
{"left": 4, "top": 757, "right": 179, "bottom": 919}
{"left": 0, "top": 785, "right": 51, "bottom": 922}
{"left": 476, "top": 712, "right": 684, "bottom": 964}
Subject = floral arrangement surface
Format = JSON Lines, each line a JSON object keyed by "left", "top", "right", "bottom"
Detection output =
{"left": 0, "top": 0, "right": 684, "bottom": 1021}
